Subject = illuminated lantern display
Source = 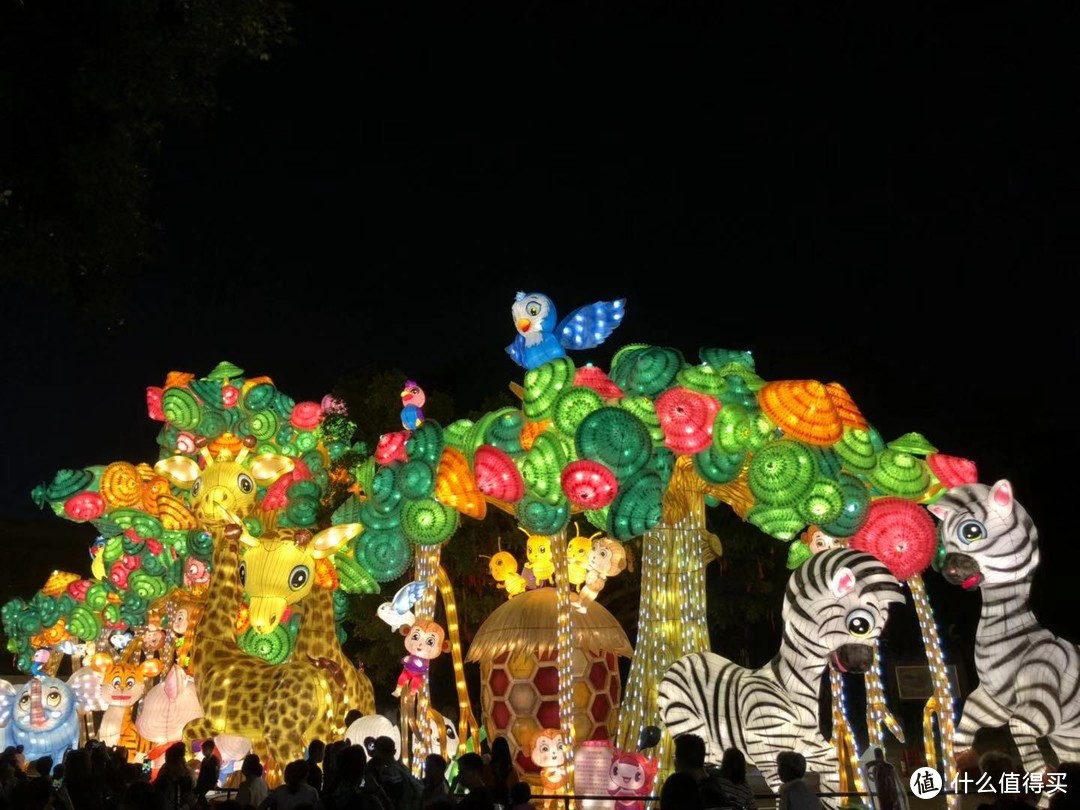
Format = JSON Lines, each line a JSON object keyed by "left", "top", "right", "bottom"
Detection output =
{"left": 606, "top": 751, "right": 657, "bottom": 810}
{"left": 930, "top": 480, "right": 1080, "bottom": 785}
{"left": 505, "top": 292, "right": 626, "bottom": 370}
{"left": 392, "top": 620, "right": 451, "bottom": 698}
{"left": 91, "top": 652, "right": 163, "bottom": 760}
{"left": 658, "top": 550, "right": 904, "bottom": 804}
{"left": 135, "top": 665, "right": 203, "bottom": 773}
{"left": 466, "top": 588, "right": 632, "bottom": 785}
{"left": 0, "top": 676, "right": 93, "bottom": 764}
{"left": 575, "top": 738, "right": 617, "bottom": 810}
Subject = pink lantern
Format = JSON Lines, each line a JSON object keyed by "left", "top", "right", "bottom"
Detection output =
{"left": 290, "top": 401, "right": 323, "bottom": 430}
{"left": 146, "top": 387, "right": 165, "bottom": 421}
{"left": 849, "top": 497, "right": 937, "bottom": 581}
{"left": 473, "top": 446, "right": 525, "bottom": 502}
{"left": 928, "top": 453, "right": 978, "bottom": 489}
{"left": 574, "top": 366, "right": 624, "bottom": 402}
{"left": 655, "top": 387, "right": 719, "bottom": 455}
{"left": 376, "top": 432, "right": 410, "bottom": 465}
{"left": 561, "top": 461, "right": 618, "bottom": 509}
{"left": 64, "top": 491, "right": 105, "bottom": 521}
{"left": 222, "top": 385, "right": 240, "bottom": 408}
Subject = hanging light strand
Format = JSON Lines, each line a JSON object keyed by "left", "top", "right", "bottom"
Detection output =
{"left": 552, "top": 527, "right": 575, "bottom": 798}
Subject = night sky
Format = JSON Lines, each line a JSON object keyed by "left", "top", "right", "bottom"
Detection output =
{"left": 2, "top": 3, "right": 1078, "bottom": 662}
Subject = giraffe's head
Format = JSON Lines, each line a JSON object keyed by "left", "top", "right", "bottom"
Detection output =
{"left": 237, "top": 522, "right": 363, "bottom": 633}
{"left": 155, "top": 445, "right": 294, "bottom": 530}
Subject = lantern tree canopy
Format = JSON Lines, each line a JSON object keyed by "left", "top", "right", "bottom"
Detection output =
{"left": 327, "top": 344, "right": 967, "bottom": 587}
{"left": 3, "top": 362, "right": 373, "bottom": 673}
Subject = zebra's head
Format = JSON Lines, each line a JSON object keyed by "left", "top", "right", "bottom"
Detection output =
{"left": 928, "top": 479, "right": 1038, "bottom": 590}
{"left": 785, "top": 548, "right": 904, "bottom": 674}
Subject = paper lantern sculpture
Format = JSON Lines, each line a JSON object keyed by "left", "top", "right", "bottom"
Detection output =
{"left": 91, "top": 652, "right": 163, "bottom": 760}
{"left": 658, "top": 549, "right": 904, "bottom": 804}
{"left": 392, "top": 620, "right": 450, "bottom": 698}
{"left": 506, "top": 292, "right": 627, "bottom": 370}
{"left": 400, "top": 381, "right": 426, "bottom": 431}
{"left": 135, "top": 665, "right": 203, "bottom": 753}
{"left": 929, "top": 480, "right": 1080, "bottom": 779}
{"left": 606, "top": 751, "right": 657, "bottom": 810}
{"left": 530, "top": 728, "right": 569, "bottom": 801}
{"left": 0, "top": 676, "right": 91, "bottom": 764}
{"left": 466, "top": 588, "right": 632, "bottom": 784}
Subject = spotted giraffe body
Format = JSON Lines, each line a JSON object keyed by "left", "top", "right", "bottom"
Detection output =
{"left": 160, "top": 450, "right": 374, "bottom": 772}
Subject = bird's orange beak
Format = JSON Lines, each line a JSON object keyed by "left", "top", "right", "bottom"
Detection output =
{"left": 517, "top": 318, "right": 532, "bottom": 332}
{"left": 400, "top": 390, "right": 408, "bottom": 399}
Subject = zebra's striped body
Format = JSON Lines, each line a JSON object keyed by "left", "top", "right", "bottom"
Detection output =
{"left": 930, "top": 480, "right": 1080, "bottom": 775}
{"left": 658, "top": 549, "right": 904, "bottom": 804}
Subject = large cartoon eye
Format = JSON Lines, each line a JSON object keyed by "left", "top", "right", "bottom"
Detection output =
{"left": 113, "top": 676, "right": 123, "bottom": 690}
{"left": 46, "top": 690, "right": 61, "bottom": 706}
{"left": 289, "top": 565, "right": 309, "bottom": 590}
{"left": 846, "top": 608, "right": 876, "bottom": 638}
{"left": 191, "top": 479, "right": 201, "bottom": 497}
{"left": 18, "top": 694, "right": 30, "bottom": 709}
{"left": 238, "top": 562, "right": 247, "bottom": 587}
{"left": 126, "top": 677, "right": 135, "bottom": 690}
{"left": 237, "top": 473, "right": 255, "bottom": 494}
{"left": 956, "top": 519, "right": 986, "bottom": 545}
{"left": 527, "top": 302, "right": 541, "bottom": 317}
{"left": 426, "top": 635, "right": 436, "bottom": 647}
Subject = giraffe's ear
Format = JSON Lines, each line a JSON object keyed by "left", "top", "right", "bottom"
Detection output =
{"left": 154, "top": 457, "right": 200, "bottom": 489}
{"left": 248, "top": 454, "right": 295, "bottom": 486}
{"left": 311, "top": 524, "right": 363, "bottom": 559}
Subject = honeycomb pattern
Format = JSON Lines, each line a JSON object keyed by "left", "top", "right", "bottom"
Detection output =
{"left": 481, "top": 648, "right": 621, "bottom": 782}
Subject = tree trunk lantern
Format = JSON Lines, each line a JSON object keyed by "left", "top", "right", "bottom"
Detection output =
{"left": 466, "top": 588, "right": 632, "bottom": 782}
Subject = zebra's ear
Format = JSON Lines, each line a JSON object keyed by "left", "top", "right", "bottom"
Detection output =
{"left": 927, "top": 503, "right": 951, "bottom": 521}
{"left": 830, "top": 567, "right": 857, "bottom": 598}
{"left": 989, "top": 480, "right": 1014, "bottom": 517}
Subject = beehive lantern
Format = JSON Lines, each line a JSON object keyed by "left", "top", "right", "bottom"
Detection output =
{"left": 466, "top": 588, "right": 632, "bottom": 782}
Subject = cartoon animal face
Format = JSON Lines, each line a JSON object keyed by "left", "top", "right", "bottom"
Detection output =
{"left": 588, "top": 538, "right": 627, "bottom": 577}
{"left": 525, "top": 535, "right": 555, "bottom": 583}
{"left": 92, "top": 654, "right": 163, "bottom": 707}
{"left": 785, "top": 549, "right": 904, "bottom": 674}
{"left": 531, "top": 730, "right": 566, "bottom": 767}
{"left": 238, "top": 523, "right": 361, "bottom": 633}
{"left": 512, "top": 292, "right": 555, "bottom": 345}
{"left": 154, "top": 448, "right": 294, "bottom": 528}
{"left": 403, "top": 621, "right": 449, "bottom": 660}
{"left": 183, "top": 557, "right": 210, "bottom": 588}
{"left": 401, "top": 382, "right": 426, "bottom": 408}
{"left": 806, "top": 527, "right": 840, "bottom": 555}
{"left": 928, "top": 480, "right": 1036, "bottom": 590}
{"left": 0, "top": 676, "right": 85, "bottom": 766}
{"left": 567, "top": 533, "right": 595, "bottom": 568}
{"left": 488, "top": 551, "right": 527, "bottom": 596}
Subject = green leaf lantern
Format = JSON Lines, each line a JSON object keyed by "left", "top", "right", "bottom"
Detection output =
{"left": 797, "top": 479, "right": 845, "bottom": 525}
{"left": 868, "top": 449, "right": 932, "bottom": 499}
{"left": 161, "top": 388, "right": 201, "bottom": 431}
{"left": 519, "top": 432, "right": 567, "bottom": 506}
{"left": 786, "top": 541, "right": 814, "bottom": 570}
{"left": 402, "top": 498, "right": 459, "bottom": 545}
{"left": 355, "top": 527, "right": 413, "bottom": 582}
{"left": 335, "top": 552, "right": 380, "bottom": 594}
{"left": 834, "top": 427, "right": 878, "bottom": 472}
{"left": 407, "top": 422, "right": 445, "bottom": 465}
{"left": 399, "top": 460, "right": 436, "bottom": 500}
{"left": 484, "top": 410, "right": 526, "bottom": 456}
{"left": 693, "top": 446, "right": 746, "bottom": 485}
{"left": 676, "top": 364, "right": 727, "bottom": 398}
{"left": 617, "top": 397, "right": 665, "bottom": 445}
{"left": 746, "top": 504, "right": 806, "bottom": 541}
{"left": 607, "top": 471, "right": 664, "bottom": 540}
{"left": 552, "top": 386, "right": 604, "bottom": 438}
{"left": 443, "top": 419, "right": 474, "bottom": 452}
{"left": 516, "top": 494, "right": 570, "bottom": 536}
{"left": 576, "top": 407, "right": 653, "bottom": 481}
{"left": 523, "top": 358, "right": 576, "bottom": 421}
{"left": 747, "top": 439, "right": 819, "bottom": 506}
{"left": 821, "top": 472, "right": 871, "bottom": 537}
{"left": 611, "top": 346, "right": 684, "bottom": 397}
{"left": 238, "top": 626, "right": 293, "bottom": 665}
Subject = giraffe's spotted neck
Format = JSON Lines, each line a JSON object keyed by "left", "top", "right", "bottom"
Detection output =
{"left": 293, "top": 586, "right": 337, "bottom": 659}
{"left": 191, "top": 531, "right": 243, "bottom": 674}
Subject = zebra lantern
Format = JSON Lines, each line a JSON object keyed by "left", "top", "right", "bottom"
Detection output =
{"left": 930, "top": 479, "right": 1080, "bottom": 779}
{"left": 657, "top": 549, "right": 904, "bottom": 805}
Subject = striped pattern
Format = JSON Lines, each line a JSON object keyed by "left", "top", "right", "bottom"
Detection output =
{"left": 932, "top": 481, "right": 1080, "bottom": 773}
{"left": 658, "top": 549, "right": 903, "bottom": 806}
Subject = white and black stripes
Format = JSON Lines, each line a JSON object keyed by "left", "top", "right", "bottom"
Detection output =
{"left": 930, "top": 480, "right": 1080, "bottom": 777}
{"left": 658, "top": 549, "right": 903, "bottom": 807}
